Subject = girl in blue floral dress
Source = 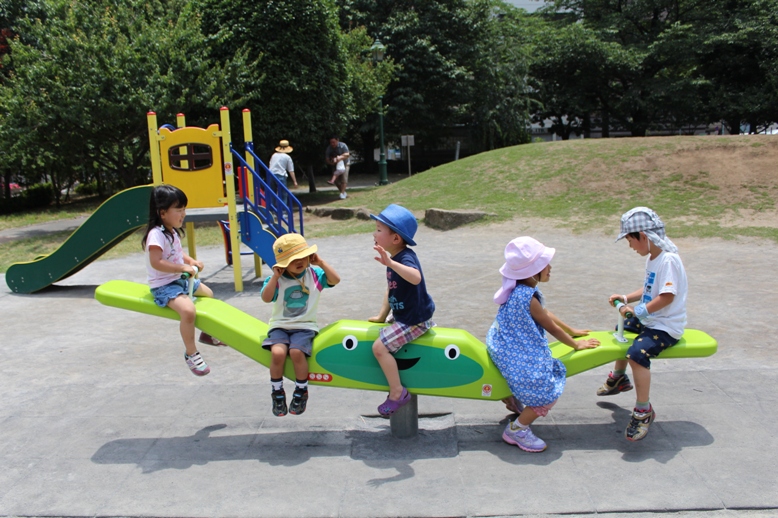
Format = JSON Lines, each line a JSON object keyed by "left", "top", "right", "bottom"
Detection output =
{"left": 487, "top": 236, "right": 599, "bottom": 452}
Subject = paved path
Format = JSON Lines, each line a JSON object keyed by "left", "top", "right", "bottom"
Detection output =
{"left": 0, "top": 215, "right": 89, "bottom": 244}
{"left": 1, "top": 218, "right": 777, "bottom": 517}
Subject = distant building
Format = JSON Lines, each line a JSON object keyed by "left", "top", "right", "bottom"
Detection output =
{"left": 502, "top": 0, "right": 552, "bottom": 13}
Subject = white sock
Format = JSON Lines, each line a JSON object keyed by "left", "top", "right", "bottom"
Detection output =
{"left": 513, "top": 419, "right": 529, "bottom": 429}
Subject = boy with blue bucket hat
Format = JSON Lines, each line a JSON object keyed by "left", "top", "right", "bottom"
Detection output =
{"left": 368, "top": 204, "right": 436, "bottom": 416}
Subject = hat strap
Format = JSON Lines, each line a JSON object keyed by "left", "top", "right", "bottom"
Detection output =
{"left": 291, "top": 266, "right": 310, "bottom": 294}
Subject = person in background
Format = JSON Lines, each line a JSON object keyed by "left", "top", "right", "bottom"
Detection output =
{"left": 325, "top": 136, "right": 350, "bottom": 199}
{"left": 268, "top": 139, "right": 297, "bottom": 208}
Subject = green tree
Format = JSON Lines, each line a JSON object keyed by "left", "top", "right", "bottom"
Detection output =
{"left": 0, "top": 0, "right": 224, "bottom": 205}
{"left": 0, "top": 0, "right": 47, "bottom": 200}
{"left": 198, "top": 0, "right": 354, "bottom": 172}
{"left": 338, "top": 0, "right": 481, "bottom": 149}
{"left": 340, "top": 25, "right": 398, "bottom": 174}
{"left": 551, "top": 0, "right": 711, "bottom": 136}
{"left": 466, "top": 0, "right": 535, "bottom": 150}
{"left": 690, "top": 0, "right": 778, "bottom": 133}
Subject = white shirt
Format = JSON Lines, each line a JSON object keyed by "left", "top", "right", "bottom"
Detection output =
{"left": 261, "top": 266, "right": 331, "bottom": 332}
{"left": 268, "top": 152, "right": 294, "bottom": 178}
{"left": 640, "top": 251, "right": 687, "bottom": 339}
{"left": 145, "top": 226, "right": 184, "bottom": 289}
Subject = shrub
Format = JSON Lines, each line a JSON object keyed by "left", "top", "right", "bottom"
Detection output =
{"left": 0, "top": 195, "right": 27, "bottom": 214}
{"left": 23, "top": 183, "right": 54, "bottom": 209}
{"left": 75, "top": 181, "right": 99, "bottom": 196}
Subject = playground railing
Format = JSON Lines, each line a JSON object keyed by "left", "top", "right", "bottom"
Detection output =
{"left": 230, "top": 143, "right": 304, "bottom": 237}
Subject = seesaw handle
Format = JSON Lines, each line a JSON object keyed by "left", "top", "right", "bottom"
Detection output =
{"left": 181, "top": 266, "right": 199, "bottom": 299}
{"left": 613, "top": 299, "right": 634, "bottom": 319}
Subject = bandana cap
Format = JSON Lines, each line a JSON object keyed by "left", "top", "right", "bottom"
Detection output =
{"left": 616, "top": 207, "right": 678, "bottom": 253}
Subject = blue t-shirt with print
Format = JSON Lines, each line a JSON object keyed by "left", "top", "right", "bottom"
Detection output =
{"left": 386, "top": 248, "right": 435, "bottom": 325}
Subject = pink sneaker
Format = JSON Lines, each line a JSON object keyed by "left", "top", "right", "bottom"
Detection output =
{"left": 198, "top": 332, "right": 225, "bottom": 347}
{"left": 184, "top": 352, "right": 210, "bottom": 376}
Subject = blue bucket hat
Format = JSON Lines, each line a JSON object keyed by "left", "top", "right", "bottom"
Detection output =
{"left": 370, "top": 204, "right": 418, "bottom": 246}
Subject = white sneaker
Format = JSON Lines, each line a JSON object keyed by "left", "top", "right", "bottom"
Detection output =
{"left": 339, "top": 192, "right": 347, "bottom": 199}
{"left": 185, "top": 352, "right": 210, "bottom": 376}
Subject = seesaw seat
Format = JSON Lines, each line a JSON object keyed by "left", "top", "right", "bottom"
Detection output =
{"left": 95, "top": 280, "right": 717, "bottom": 401}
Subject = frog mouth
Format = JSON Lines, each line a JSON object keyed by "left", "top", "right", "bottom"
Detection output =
{"left": 396, "top": 357, "right": 420, "bottom": 370}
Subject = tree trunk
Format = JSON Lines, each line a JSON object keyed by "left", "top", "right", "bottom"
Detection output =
{"left": 602, "top": 110, "right": 610, "bottom": 138}
{"left": 360, "top": 128, "right": 375, "bottom": 174}
{"left": 2, "top": 170, "right": 11, "bottom": 200}
{"left": 724, "top": 119, "right": 740, "bottom": 135}
{"left": 306, "top": 164, "right": 316, "bottom": 193}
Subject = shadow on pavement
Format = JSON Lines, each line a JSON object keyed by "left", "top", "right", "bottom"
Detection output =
{"left": 91, "top": 416, "right": 713, "bottom": 476}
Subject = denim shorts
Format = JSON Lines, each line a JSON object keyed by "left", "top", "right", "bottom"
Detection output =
{"left": 626, "top": 326, "right": 680, "bottom": 369}
{"left": 262, "top": 328, "right": 316, "bottom": 357}
{"left": 151, "top": 278, "right": 200, "bottom": 307}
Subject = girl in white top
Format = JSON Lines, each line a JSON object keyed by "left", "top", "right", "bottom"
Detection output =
{"left": 141, "top": 184, "right": 217, "bottom": 376}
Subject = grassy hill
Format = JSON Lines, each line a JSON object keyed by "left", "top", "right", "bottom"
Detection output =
{"left": 322, "top": 134, "right": 778, "bottom": 241}
{"left": 3, "top": 134, "right": 777, "bottom": 272}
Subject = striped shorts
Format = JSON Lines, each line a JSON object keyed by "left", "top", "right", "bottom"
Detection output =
{"left": 379, "top": 319, "right": 435, "bottom": 354}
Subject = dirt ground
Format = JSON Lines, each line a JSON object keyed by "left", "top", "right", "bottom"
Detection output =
{"left": 585, "top": 135, "right": 778, "bottom": 227}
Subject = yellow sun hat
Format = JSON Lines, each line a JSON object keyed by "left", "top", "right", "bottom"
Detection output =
{"left": 272, "top": 233, "right": 317, "bottom": 268}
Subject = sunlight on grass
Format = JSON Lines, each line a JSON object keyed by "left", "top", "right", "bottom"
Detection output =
{"left": 0, "top": 197, "right": 106, "bottom": 232}
{"left": 2, "top": 134, "right": 777, "bottom": 274}
{"left": 0, "top": 226, "right": 225, "bottom": 273}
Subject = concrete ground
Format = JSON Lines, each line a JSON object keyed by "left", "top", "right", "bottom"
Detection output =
{"left": 1, "top": 216, "right": 777, "bottom": 518}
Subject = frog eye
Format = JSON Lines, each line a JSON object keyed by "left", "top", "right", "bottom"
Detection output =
{"left": 444, "top": 344, "right": 460, "bottom": 360}
{"left": 342, "top": 335, "right": 358, "bottom": 351}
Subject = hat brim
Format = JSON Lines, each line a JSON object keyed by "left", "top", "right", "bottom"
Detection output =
{"left": 369, "top": 214, "right": 416, "bottom": 246}
{"left": 499, "top": 246, "right": 555, "bottom": 279}
{"left": 275, "top": 146, "right": 293, "bottom": 153}
{"left": 274, "top": 244, "right": 317, "bottom": 268}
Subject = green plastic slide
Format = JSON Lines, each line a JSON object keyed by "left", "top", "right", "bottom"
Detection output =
{"left": 95, "top": 279, "right": 718, "bottom": 401}
{"left": 6, "top": 185, "right": 153, "bottom": 294}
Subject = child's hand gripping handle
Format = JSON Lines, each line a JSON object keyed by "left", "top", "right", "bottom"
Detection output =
{"left": 613, "top": 299, "right": 633, "bottom": 319}
{"left": 181, "top": 266, "right": 199, "bottom": 299}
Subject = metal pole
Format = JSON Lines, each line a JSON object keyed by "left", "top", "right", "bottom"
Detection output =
{"left": 390, "top": 394, "right": 418, "bottom": 438}
{"left": 407, "top": 144, "right": 411, "bottom": 177}
{"left": 378, "top": 96, "right": 388, "bottom": 185}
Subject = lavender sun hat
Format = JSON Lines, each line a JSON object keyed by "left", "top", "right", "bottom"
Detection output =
{"left": 493, "top": 236, "right": 555, "bottom": 304}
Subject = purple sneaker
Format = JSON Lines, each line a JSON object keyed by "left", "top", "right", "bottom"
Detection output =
{"left": 502, "top": 422, "right": 547, "bottom": 452}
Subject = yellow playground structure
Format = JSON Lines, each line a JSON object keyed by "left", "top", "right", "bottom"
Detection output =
{"left": 6, "top": 107, "right": 304, "bottom": 294}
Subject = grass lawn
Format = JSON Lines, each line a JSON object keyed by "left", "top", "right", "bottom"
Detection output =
{"left": 2, "top": 134, "right": 777, "bottom": 274}
{"left": 0, "top": 196, "right": 108, "bottom": 232}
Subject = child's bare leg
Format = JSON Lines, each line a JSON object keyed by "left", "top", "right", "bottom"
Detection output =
{"left": 270, "top": 343, "right": 289, "bottom": 379}
{"left": 194, "top": 283, "right": 213, "bottom": 298}
{"left": 517, "top": 406, "right": 540, "bottom": 427}
{"left": 628, "top": 359, "right": 651, "bottom": 403}
{"left": 167, "top": 295, "right": 197, "bottom": 356}
{"left": 289, "top": 349, "right": 309, "bottom": 381}
{"left": 372, "top": 339, "right": 403, "bottom": 399}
